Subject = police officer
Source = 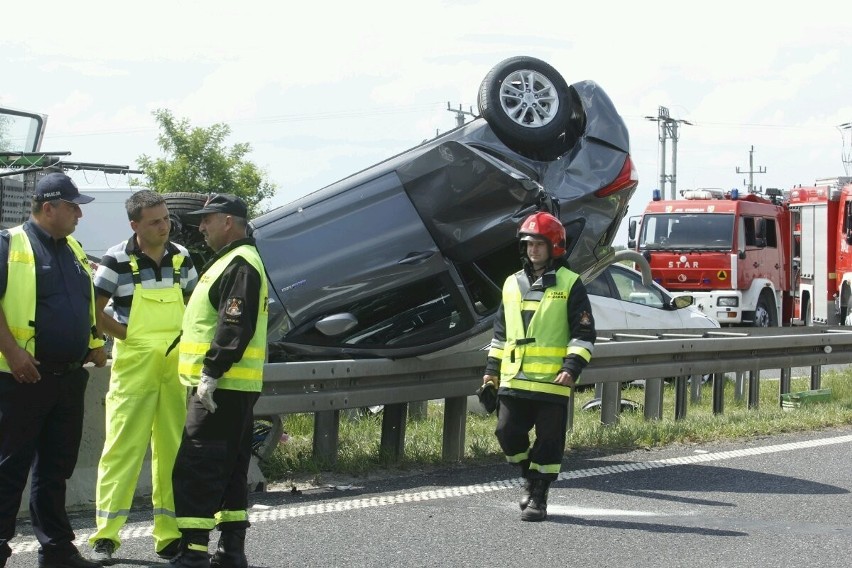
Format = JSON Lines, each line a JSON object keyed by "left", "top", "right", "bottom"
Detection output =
{"left": 88, "top": 190, "right": 198, "bottom": 565}
{"left": 166, "top": 194, "right": 267, "bottom": 568}
{"left": 0, "top": 172, "right": 107, "bottom": 568}
{"left": 482, "top": 211, "right": 596, "bottom": 522}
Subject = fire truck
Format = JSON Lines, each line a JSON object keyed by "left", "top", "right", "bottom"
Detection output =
{"left": 628, "top": 187, "right": 792, "bottom": 326}
{"left": 787, "top": 177, "right": 852, "bottom": 325}
{"left": 628, "top": 178, "right": 852, "bottom": 327}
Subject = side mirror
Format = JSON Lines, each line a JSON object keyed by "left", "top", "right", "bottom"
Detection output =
{"left": 315, "top": 313, "right": 359, "bottom": 336}
{"left": 628, "top": 218, "right": 638, "bottom": 240}
{"left": 671, "top": 295, "right": 695, "bottom": 309}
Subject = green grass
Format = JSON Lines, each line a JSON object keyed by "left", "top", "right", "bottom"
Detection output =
{"left": 259, "top": 370, "right": 852, "bottom": 485}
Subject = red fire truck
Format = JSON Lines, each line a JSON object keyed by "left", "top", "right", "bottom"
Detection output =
{"left": 628, "top": 187, "right": 792, "bottom": 326}
{"left": 629, "top": 178, "right": 852, "bottom": 327}
{"left": 787, "top": 177, "right": 852, "bottom": 325}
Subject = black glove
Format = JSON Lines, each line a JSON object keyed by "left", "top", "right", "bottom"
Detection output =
{"left": 476, "top": 381, "right": 498, "bottom": 414}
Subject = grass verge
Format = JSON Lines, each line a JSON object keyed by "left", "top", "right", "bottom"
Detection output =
{"left": 259, "top": 370, "right": 852, "bottom": 485}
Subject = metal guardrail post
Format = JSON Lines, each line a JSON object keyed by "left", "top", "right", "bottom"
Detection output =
{"left": 380, "top": 403, "right": 407, "bottom": 463}
{"left": 779, "top": 367, "right": 792, "bottom": 408}
{"left": 690, "top": 374, "right": 702, "bottom": 403}
{"left": 674, "top": 376, "right": 688, "bottom": 420}
{"left": 313, "top": 410, "right": 340, "bottom": 465}
{"left": 644, "top": 378, "right": 663, "bottom": 420}
{"left": 712, "top": 373, "right": 725, "bottom": 415}
{"left": 567, "top": 391, "right": 575, "bottom": 431}
{"left": 811, "top": 365, "right": 822, "bottom": 390}
{"left": 442, "top": 397, "right": 467, "bottom": 461}
{"left": 734, "top": 372, "right": 745, "bottom": 401}
{"left": 748, "top": 367, "right": 760, "bottom": 409}
{"left": 600, "top": 382, "right": 621, "bottom": 424}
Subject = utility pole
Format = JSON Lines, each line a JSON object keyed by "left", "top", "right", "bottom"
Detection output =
{"left": 736, "top": 145, "right": 766, "bottom": 194}
{"left": 447, "top": 102, "right": 476, "bottom": 128}
{"left": 839, "top": 122, "right": 852, "bottom": 176}
{"left": 645, "top": 106, "right": 691, "bottom": 200}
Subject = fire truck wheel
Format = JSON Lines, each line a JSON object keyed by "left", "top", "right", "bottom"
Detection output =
{"left": 753, "top": 294, "right": 777, "bottom": 327}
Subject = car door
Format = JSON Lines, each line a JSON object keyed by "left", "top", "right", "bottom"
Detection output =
{"left": 252, "top": 170, "right": 477, "bottom": 358}
{"left": 598, "top": 264, "right": 686, "bottom": 329}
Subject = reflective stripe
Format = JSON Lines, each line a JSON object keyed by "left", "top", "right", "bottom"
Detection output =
{"left": 178, "top": 516, "right": 217, "bottom": 530}
{"left": 567, "top": 345, "right": 592, "bottom": 362}
{"left": 504, "top": 450, "right": 530, "bottom": 464}
{"left": 529, "top": 461, "right": 562, "bottom": 474}
{"left": 96, "top": 508, "right": 131, "bottom": 520}
{"left": 504, "top": 376, "right": 571, "bottom": 397}
{"left": 215, "top": 509, "right": 248, "bottom": 524}
{"left": 570, "top": 338, "right": 595, "bottom": 353}
{"left": 188, "top": 543, "right": 209, "bottom": 552}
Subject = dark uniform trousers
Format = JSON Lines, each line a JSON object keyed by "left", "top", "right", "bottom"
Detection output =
{"left": 0, "top": 367, "right": 89, "bottom": 563}
{"left": 172, "top": 388, "right": 260, "bottom": 530}
{"left": 495, "top": 395, "right": 569, "bottom": 482}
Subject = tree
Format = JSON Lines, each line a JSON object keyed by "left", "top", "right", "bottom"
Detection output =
{"left": 134, "top": 109, "right": 276, "bottom": 217}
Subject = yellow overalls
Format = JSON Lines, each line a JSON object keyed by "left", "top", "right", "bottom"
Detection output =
{"left": 90, "top": 255, "right": 187, "bottom": 552}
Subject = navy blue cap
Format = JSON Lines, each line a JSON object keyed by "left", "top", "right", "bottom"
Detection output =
{"left": 35, "top": 173, "right": 94, "bottom": 204}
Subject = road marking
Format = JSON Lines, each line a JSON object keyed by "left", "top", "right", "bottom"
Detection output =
{"left": 9, "top": 433, "right": 852, "bottom": 555}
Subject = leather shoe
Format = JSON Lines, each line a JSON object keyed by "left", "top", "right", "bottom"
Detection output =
{"left": 39, "top": 551, "right": 100, "bottom": 568}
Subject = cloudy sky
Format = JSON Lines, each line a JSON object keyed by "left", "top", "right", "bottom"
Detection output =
{"left": 3, "top": 0, "right": 851, "bottom": 245}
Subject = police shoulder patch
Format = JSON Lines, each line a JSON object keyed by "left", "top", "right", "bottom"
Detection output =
{"left": 579, "top": 311, "right": 593, "bottom": 327}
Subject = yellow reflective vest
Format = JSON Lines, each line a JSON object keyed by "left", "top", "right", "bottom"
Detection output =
{"left": 498, "top": 267, "right": 580, "bottom": 398}
{"left": 0, "top": 225, "right": 103, "bottom": 373}
{"left": 178, "top": 244, "right": 268, "bottom": 392}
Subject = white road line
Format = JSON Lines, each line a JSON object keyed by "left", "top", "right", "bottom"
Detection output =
{"left": 10, "top": 433, "right": 852, "bottom": 554}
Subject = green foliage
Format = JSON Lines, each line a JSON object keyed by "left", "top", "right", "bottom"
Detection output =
{"left": 135, "top": 109, "right": 276, "bottom": 216}
{"left": 259, "top": 370, "right": 852, "bottom": 486}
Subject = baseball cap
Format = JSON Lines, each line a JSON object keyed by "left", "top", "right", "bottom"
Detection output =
{"left": 35, "top": 172, "right": 95, "bottom": 204}
{"left": 186, "top": 193, "right": 248, "bottom": 219}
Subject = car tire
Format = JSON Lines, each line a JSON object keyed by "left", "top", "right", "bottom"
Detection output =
{"left": 477, "top": 56, "right": 575, "bottom": 159}
{"left": 163, "top": 192, "right": 211, "bottom": 266}
{"left": 163, "top": 192, "right": 208, "bottom": 223}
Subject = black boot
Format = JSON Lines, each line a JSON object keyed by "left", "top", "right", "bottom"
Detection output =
{"left": 519, "top": 478, "right": 533, "bottom": 511}
{"left": 210, "top": 527, "right": 247, "bottom": 568}
{"left": 520, "top": 479, "right": 550, "bottom": 522}
{"left": 161, "top": 531, "right": 210, "bottom": 568}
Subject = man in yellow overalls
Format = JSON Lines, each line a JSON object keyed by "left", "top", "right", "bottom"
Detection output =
{"left": 88, "top": 190, "right": 198, "bottom": 565}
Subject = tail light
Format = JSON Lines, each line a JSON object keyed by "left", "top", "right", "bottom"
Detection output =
{"left": 595, "top": 155, "right": 638, "bottom": 198}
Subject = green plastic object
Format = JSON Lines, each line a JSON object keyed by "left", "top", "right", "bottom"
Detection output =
{"left": 781, "top": 388, "right": 832, "bottom": 409}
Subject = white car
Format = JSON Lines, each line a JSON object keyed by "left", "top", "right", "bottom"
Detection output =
{"left": 587, "top": 263, "right": 719, "bottom": 331}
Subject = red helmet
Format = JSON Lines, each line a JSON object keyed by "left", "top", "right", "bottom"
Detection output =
{"left": 518, "top": 212, "right": 567, "bottom": 257}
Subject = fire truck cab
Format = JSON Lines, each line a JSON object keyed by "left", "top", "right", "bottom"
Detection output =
{"left": 629, "top": 188, "right": 792, "bottom": 327}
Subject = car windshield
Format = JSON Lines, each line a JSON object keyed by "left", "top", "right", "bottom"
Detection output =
{"left": 639, "top": 213, "right": 734, "bottom": 250}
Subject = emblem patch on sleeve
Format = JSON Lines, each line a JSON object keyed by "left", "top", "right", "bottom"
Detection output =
{"left": 225, "top": 298, "right": 244, "bottom": 318}
{"left": 579, "top": 311, "right": 593, "bottom": 327}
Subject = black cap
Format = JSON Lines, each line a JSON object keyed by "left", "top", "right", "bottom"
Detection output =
{"left": 186, "top": 193, "right": 248, "bottom": 219}
{"left": 35, "top": 173, "right": 95, "bottom": 204}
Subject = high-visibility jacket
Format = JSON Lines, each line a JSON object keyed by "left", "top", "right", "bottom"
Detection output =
{"left": 0, "top": 225, "right": 103, "bottom": 372}
{"left": 497, "top": 267, "right": 589, "bottom": 398}
{"left": 178, "top": 244, "right": 268, "bottom": 392}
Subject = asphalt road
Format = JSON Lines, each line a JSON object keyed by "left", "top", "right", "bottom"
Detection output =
{"left": 7, "top": 426, "right": 852, "bottom": 568}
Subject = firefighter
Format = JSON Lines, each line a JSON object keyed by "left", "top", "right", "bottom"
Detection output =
{"left": 88, "top": 190, "right": 198, "bottom": 565}
{"left": 482, "top": 211, "right": 596, "bottom": 522}
{"left": 166, "top": 194, "right": 267, "bottom": 568}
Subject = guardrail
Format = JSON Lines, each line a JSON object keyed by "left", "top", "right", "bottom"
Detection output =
{"left": 255, "top": 327, "right": 852, "bottom": 466}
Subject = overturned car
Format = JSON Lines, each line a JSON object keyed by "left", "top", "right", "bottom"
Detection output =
{"left": 249, "top": 56, "right": 638, "bottom": 360}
